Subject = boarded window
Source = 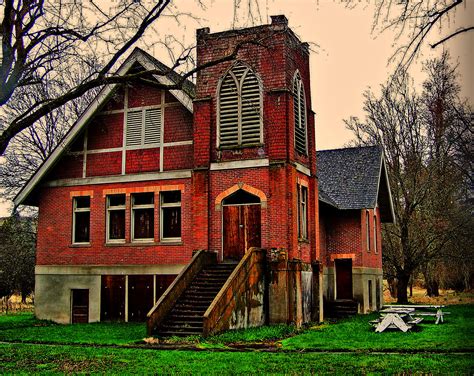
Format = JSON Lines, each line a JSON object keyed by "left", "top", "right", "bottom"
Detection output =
{"left": 107, "top": 194, "right": 126, "bottom": 242}
{"left": 218, "top": 63, "right": 262, "bottom": 148}
{"left": 161, "top": 191, "right": 181, "bottom": 240}
{"left": 73, "top": 196, "right": 90, "bottom": 243}
{"left": 293, "top": 72, "right": 307, "bottom": 155}
{"left": 126, "top": 108, "right": 161, "bottom": 146}
{"left": 132, "top": 193, "right": 154, "bottom": 241}
{"left": 101, "top": 275, "right": 125, "bottom": 321}
{"left": 128, "top": 275, "right": 154, "bottom": 322}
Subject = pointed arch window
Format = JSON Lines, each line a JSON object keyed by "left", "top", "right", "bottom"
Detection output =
{"left": 218, "top": 63, "right": 262, "bottom": 148}
{"left": 293, "top": 72, "right": 307, "bottom": 155}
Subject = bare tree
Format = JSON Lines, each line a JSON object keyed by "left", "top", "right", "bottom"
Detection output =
{"left": 346, "top": 0, "right": 473, "bottom": 77}
{"left": 346, "top": 52, "right": 472, "bottom": 303}
{"left": 0, "top": 0, "right": 196, "bottom": 155}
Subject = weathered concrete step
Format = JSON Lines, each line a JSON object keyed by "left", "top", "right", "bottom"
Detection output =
{"left": 158, "top": 330, "right": 202, "bottom": 337}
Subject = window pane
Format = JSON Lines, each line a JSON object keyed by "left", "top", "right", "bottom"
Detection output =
{"left": 161, "top": 191, "right": 181, "bottom": 204}
{"left": 75, "top": 196, "right": 90, "bottom": 208}
{"left": 162, "top": 207, "right": 181, "bottom": 238}
{"left": 133, "top": 193, "right": 154, "bottom": 206}
{"left": 109, "top": 194, "right": 125, "bottom": 207}
{"left": 134, "top": 208, "right": 154, "bottom": 239}
{"left": 75, "top": 211, "right": 90, "bottom": 242}
{"left": 109, "top": 210, "right": 125, "bottom": 240}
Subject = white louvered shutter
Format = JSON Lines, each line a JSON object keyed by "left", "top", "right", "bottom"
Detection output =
{"left": 294, "top": 74, "right": 307, "bottom": 154}
{"left": 240, "top": 70, "right": 261, "bottom": 145}
{"left": 219, "top": 74, "right": 239, "bottom": 147}
{"left": 126, "top": 110, "right": 143, "bottom": 146}
{"left": 144, "top": 108, "right": 161, "bottom": 145}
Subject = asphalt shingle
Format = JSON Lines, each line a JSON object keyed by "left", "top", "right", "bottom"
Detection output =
{"left": 317, "top": 145, "right": 382, "bottom": 210}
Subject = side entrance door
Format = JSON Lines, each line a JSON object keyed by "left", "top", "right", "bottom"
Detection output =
{"left": 71, "top": 289, "right": 89, "bottom": 323}
{"left": 223, "top": 204, "right": 261, "bottom": 261}
{"left": 335, "top": 259, "right": 353, "bottom": 300}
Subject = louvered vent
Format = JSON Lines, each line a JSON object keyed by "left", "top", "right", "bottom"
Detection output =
{"left": 241, "top": 70, "right": 261, "bottom": 144}
{"left": 126, "top": 111, "right": 143, "bottom": 146}
{"left": 293, "top": 73, "right": 307, "bottom": 155}
{"left": 144, "top": 108, "right": 161, "bottom": 145}
{"left": 219, "top": 74, "right": 239, "bottom": 147}
{"left": 218, "top": 63, "right": 262, "bottom": 148}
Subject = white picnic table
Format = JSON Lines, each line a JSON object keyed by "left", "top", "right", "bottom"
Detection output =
{"left": 371, "top": 304, "right": 451, "bottom": 332}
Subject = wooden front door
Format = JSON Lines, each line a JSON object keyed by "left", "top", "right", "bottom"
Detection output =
{"left": 71, "top": 289, "right": 89, "bottom": 323}
{"left": 223, "top": 205, "right": 261, "bottom": 261}
{"left": 335, "top": 259, "right": 353, "bottom": 300}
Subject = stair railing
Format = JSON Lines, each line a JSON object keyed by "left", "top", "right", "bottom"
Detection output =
{"left": 146, "top": 250, "right": 217, "bottom": 336}
{"left": 203, "top": 247, "right": 267, "bottom": 336}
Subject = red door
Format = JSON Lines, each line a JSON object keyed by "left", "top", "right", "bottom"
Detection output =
{"left": 335, "top": 259, "right": 353, "bottom": 300}
{"left": 223, "top": 205, "right": 261, "bottom": 261}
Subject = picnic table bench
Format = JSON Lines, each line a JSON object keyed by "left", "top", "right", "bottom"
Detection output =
{"left": 383, "top": 305, "right": 450, "bottom": 324}
{"left": 371, "top": 305, "right": 451, "bottom": 332}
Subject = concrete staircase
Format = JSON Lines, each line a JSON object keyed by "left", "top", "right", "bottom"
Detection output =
{"left": 325, "top": 299, "right": 358, "bottom": 318}
{"left": 157, "top": 263, "right": 236, "bottom": 336}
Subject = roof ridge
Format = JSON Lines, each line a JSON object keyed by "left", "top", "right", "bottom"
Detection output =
{"left": 317, "top": 144, "right": 381, "bottom": 153}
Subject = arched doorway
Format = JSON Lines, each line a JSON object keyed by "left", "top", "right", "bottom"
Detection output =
{"left": 222, "top": 189, "right": 261, "bottom": 261}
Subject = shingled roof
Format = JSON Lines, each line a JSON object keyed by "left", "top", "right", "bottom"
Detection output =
{"left": 317, "top": 145, "right": 394, "bottom": 222}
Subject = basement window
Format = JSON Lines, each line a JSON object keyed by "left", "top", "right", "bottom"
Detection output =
{"left": 125, "top": 107, "right": 161, "bottom": 147}
{"left": 293, "top": 71, "right": 307, "bottom": 155}
{"left": 106, "top": 194, "right": 126, "bottom": 243}
{"left": 131, "top": 193, "right": 154, "bottom": 241}
{"left": 217, "top": 63, "right": 262, "bottom": 148}
{"left": 297, "top": 184, "right": 308, "bottom": 240}
{"left": 160, "top": 191, "right": 181, "bottom": 241}
{"left": 73, "top": 196, "right": 90, "bottom": 244}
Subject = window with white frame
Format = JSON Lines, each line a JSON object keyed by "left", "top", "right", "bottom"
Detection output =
{"left": 293, "top": 72, "right": 307, "bottom": 155}
{"left": 297, "top": 184, "right": 308, "bottom": 240}
{"left": 160, "top": 191, "right": 181, "bottom": 241}
{"left": 131, "top": 193, "right": 154, "bottom": 241}
{"left": 366, "top": 210, "right": 370, "bottom": 252}
{"left": 73, "top": 196, "right": 90, "bottom": 244}
{"left": 106, "top": 194, "right": 126, "bottom": 242}
{"left": 218, "top": 63, "right": 262, "bottom": 148}
{"left": 373, "top": 212, "right": 378, "bottom": 253}
{"left": 126, "top": 108, "right": 161, "bottom": 147}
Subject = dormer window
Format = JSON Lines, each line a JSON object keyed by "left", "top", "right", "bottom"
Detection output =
{"left": 293, "top": 72, "right": 307, "bottom": 155}
{"left": 217, "top": 63, "right": 262, "bottom": 148}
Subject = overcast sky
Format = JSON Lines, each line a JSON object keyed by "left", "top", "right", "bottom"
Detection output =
{"left": 1, "top": 0, "right": 472, "bottom": 216}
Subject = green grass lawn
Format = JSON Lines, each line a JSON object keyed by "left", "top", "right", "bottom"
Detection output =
{"left": 1, "top": 305, "right": 473, "bottom": 374}
{"left": 0, "top": 312, "right": 145, "bottom": 345}
{"left": 282, "top": 304, "right": 474, "bottom": 352}
{"left": 0, "top": 343, "right": 471, "bottom": 375}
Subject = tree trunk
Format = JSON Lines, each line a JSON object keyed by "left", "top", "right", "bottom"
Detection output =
{"left": 396, "top": 273, "right": 410, "bottom": 304}
{"left": 387, "top": 278, "right": 397, "bottom": 298}
{"left": 426, "top": 280, "right": 440, "bottom": 297}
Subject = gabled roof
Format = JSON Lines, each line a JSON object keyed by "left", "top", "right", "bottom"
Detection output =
{"left": 14, "top": 48, "right": 195, "bottom": 207}
{"left": 317, "top": 145, "right": 395, "bottom": 222}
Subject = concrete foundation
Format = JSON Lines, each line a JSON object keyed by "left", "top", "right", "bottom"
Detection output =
{"left": 35, "top": 265, "right": 185, "bottom": 324}
{"left": 323, "top": 266, "right": 383, "bottom": 313}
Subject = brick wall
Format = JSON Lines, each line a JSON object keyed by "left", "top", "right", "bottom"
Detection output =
{"left": 36, "top": 179, "right": 193, "bottom": 266}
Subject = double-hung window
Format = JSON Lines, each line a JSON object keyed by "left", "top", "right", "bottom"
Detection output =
{"left": 160, "top": 191, "right": 181, "bottom": 241}
{"left": 373, "top": 213, "right": 378, "bottom": 253}
{"left": 366, "top": 210, "right": 370, "bottom": 252}
{"left": 297, "top": 184, "right": 308, "bottom": 240}
{"left": 107, "top": 194, "right": 126, "bottom": 243}
{"left": 73, "top": 196, "right": 90, "bottom": 244}
{"left": 131, "top": 193, "right": 154, "bottom": 241}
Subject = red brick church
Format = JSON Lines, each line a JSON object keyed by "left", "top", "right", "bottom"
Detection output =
{"left": 14, "top": 16, "right": 394, "bottom": 335}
